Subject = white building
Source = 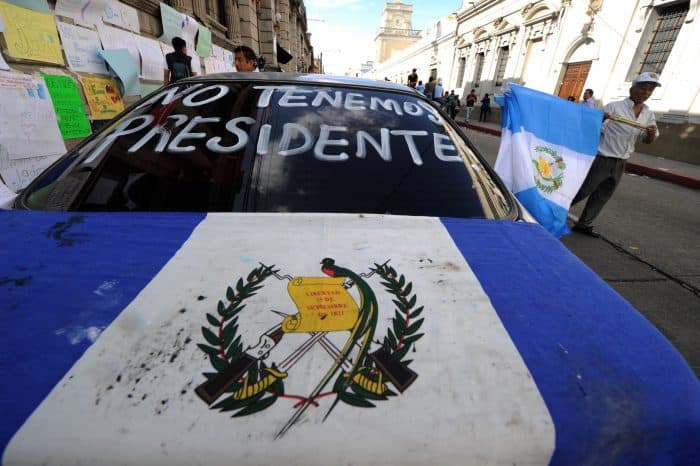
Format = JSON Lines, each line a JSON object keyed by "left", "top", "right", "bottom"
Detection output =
{"left": 373, "top": 0, "right": 700, "bottom": 164}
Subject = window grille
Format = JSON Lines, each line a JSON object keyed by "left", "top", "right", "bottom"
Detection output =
{"left": 456, "top": 57, "right": 466, "bottom": 88}
{"left": 473, "top": 52, "right": 484, "bottom": 87}
{"left": 494, "top": 46, "right": 509, "bottom": 87}
{"left": 638, "top": 2, "right": 689, "bottom": 74}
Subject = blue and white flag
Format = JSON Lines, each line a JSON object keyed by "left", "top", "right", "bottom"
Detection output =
{"left": 495, "top": 84, "right": 604, "bottom": 237}
{"left": 1, "top": 212, "right": 699, "bottom": 465}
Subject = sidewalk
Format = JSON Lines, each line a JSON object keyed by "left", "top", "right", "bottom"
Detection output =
{"left": 457, "top": 120, "right": 700, "bottom": 191}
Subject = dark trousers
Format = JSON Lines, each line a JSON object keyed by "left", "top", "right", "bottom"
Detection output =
{"left": 479, "top": 107, "right": 490, "bottom": 122}
{"left": 572, "top": 155, "right": 626, "bottom": 226}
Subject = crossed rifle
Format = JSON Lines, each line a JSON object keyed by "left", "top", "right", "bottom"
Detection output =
{"left": 195, "top": 310, "right": 416, "bottom": 406}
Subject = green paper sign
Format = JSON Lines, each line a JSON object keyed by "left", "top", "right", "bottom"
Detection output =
{"left": 196, "top": 25, "right": 212, "bottom": 57}
{"left": 41, "top": 74, "right": 91, "bottom": 140}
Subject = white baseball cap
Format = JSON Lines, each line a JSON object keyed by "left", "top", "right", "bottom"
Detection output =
{"left": 633, "top": 71, "right": 662, "bottom": 87}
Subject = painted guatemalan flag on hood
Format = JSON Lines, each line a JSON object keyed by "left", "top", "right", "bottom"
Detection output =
{"left": 495, "top": 84, "right": 604, "bottom": 237}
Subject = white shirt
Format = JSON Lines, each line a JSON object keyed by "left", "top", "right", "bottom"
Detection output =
{"left": 598, "top": 99, "right": 658, "bottom": 159}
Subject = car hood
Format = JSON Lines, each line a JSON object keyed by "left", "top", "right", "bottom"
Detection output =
{"left": 1, "top": 211, "right": 698, "bottom": 465}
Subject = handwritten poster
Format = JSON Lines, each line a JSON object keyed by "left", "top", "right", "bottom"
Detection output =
{"left": 55, "top": 0, "right": 107, "bottom": 27}
{"left": 0, "top": 1, "right": 64, "bottom": 64}
{"left": 186, "top": 39, "right": 201, "bottom": 75}
{"left": 182, "top": 14, "right": 198, "bottom": 43}
{"left": 103, "top": 0, "right": 140, "bottom": 33}
{"left": 158, "top": 2, "right": 183, "bottom": 45}
{"left": 0, "top": 147, "right": 59, "bottom": 191}
{"left": 195, "top": 25, "right": 212, "bottom": 58}
{"left": 81, "top": 76, "right": 124, "bottom": 119}
{"left": 97, "top": 23, "right": 140, "bottom": 75}
{"left": 135, "top": 36, "right": 165, "bottom": 81}
{"left": 0, "top": 72, "right": 66, "bottom": 161}
{"left": 41, "top": 74, "right": 91, "bottom": 139}
{"left": 56, "top": 21, "right": 109, "bottom": 75}
{"left": 99, "top": 48, "right": 140, "bottom": 96}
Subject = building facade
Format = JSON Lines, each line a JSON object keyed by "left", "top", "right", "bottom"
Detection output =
{"left": 374, "top": 1, "right": 422, "bottom": 64}
{"left": 373, "top": 0, "right": 700, "bottom": 164}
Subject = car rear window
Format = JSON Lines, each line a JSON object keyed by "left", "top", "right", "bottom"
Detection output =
{"left": 21, "top": 81, "right": 513, "bottom": 218}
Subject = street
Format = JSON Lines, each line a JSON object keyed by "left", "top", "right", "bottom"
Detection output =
{"left": 464, "top": 128, "right": 700, "bottom": 376}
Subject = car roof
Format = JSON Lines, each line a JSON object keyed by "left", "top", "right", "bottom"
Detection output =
{"left": 178, "top": 72, "right": 421, "bottom": 94}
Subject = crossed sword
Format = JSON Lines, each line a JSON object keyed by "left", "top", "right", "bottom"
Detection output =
{"left": 195, "top": 310, "right": 357, "bottom": 406}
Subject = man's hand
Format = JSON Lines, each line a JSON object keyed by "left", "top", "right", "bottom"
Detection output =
{"left": 643, "top": 125, "right": 658, "bottom": 144}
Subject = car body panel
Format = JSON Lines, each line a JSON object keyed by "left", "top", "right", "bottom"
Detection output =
{"left": 1, "top": 211, "right": 698, "bottom": 465}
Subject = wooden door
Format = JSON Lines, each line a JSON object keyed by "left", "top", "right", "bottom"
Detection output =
{"left": 558, "top": 61, "right": 591, "bottom": 102}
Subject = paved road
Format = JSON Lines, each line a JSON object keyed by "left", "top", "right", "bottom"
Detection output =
{"left": 463, "top": 128, "right": 700, "bottom": 376}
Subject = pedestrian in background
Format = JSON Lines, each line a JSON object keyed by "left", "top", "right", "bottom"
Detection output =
{"left": 234, "top": 45, "right": 258, "bottom": 72}
{"left": 407, "top": 68, "right": 418, "bottom": 88}
{"left": 581, "top": 88, "right": 599, "bottom": 108}
{"left": 465, "top": 88, "right": 477, "bottom": 121}
{"left": 479, "top": 93, "right": 491, "bottom": 122}
{"left": 424, "top": 77, "right": 435, "bottom": 100}
{"left": 416, "top": 80, "right": 425, "bottom": 94}
{"left": 164, "top": 37, "right": 196, "bottom": 84}
{"left": 434, "top": 79, "right": 444, "bottom": 105}
{"left": 571, "top": 72, "right": 661, "bottom": 237}
{"left": 447, "top": 90, "right": 460, "bottom": 119}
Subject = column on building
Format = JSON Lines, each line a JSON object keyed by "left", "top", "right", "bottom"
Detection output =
{"left": 278, "top": 0, "right": 291, "bottom": 53}
{"left": 258, "top": 0, "right": 275, "bottom": 65}
{"left": 238, "top": 0, "right": 260, "bottom": 50}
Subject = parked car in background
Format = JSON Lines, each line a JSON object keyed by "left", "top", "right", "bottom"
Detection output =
{"left": 2, "top": 74, "right": 698, "bottom": 465}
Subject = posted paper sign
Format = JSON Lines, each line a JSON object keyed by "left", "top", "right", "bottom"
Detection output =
{"left": 97, "top": 24, "right": 140, "bottom": 75}
{"left": 100, "top": 48, "right": 141, "bottom": 96}
{"left": 56, "top": 21, "right": 109, "bottom": 75}
{"left": 80, "top": 76, "right": 124, "bottom": 120}
{"left": 158, "top": 2, "right": 183, "bottom": 45}
{"left": 0, "top": 1, "right": 64, "bottom": 65}
{"left": 103, "top": 0, "right": 140, "bottom": 33}
{"left": 195, "top": 25, "right": 212, "bottom": 58}
{"left": 42, "top": 74, "right": 92, "bottom": 139}
{"left": 135, "top": 36, "right": 165, "bottom": 82}
{"left": 0, "top": 145, "right": 59, "bottom": 191}
{"left": 0, "top": 72, "right": 66, "bottom": 160}
{"left": 55, "top": 0, "right": 107, "bottom": 27}
{"left": 3, "top": 0, "right": 48, "bottom": 13}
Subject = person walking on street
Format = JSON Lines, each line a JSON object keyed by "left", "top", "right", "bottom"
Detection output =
{"left": 434, "top": 79, "right": 444, "bottom": 105}
{"left": 424, "top": 77, "right": 435, "bottom": 100}
{"left": 164, "top": 37, "right": 196, "bottom": 84}
{"left": 465, "top": 89, "right": 477, "bottom": 121}
{"left": 407, "top": 68, "right": 418, "bottom": 88}
{"left": 479, "top": 93, "right": 491, "bottom": 122}
{"left": 581, "top": 88, "right": 599, "bottom": 108}
{"left": 571, "top": 72, "right": 661, "bottom": 237}
{"left": 447, "top": 90, "right": 460, "bottom": 119}
{"left": 234, "top": 45, "right": 258, "bottom": 72}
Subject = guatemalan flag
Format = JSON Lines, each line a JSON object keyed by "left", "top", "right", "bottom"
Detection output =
{"left": 495, "top": 84, "right": 604, "bottom": 237}
{"left": 1, "top": 211, "right": 700, "bottom": 465}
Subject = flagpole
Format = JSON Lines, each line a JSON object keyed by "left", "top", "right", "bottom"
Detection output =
{"left": 607, "top": 114, "right": 651, "bottom": 131}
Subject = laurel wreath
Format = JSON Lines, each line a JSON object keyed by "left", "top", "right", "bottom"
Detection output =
{"left": 198, "top": 261, "right": 424, "bottom": 415}
{"left": 197, "top": 263, "right": 284, "bottom": 417}
{"left": 331, "top": 262, "right": 424, "bottom": 408}
{"left": 533, "top": 146, "right": 566, "bottom": 193}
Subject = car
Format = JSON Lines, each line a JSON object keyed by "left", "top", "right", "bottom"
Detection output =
{"left": 1, "top": 74, "right": 698, "bottom": 465}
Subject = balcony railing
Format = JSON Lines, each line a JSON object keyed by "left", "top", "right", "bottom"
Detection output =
{"left": 376, "top": 27, "right": 422, "bottom": 37}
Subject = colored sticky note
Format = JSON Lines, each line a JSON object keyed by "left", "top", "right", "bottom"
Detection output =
{"left": 41, "top": 74, "right": 92, "bottom": 139}
{"left": 80, "top": 76, "right": 124, "bottom": 120}
{"left": 100, "top": 48, "right": 141, "bottom": 97}
{"left": 195, "top": 25, "right": 212, "bottom": 58}
{"left": 158, "top": 2, "right": 183, "bottom": 45}
{"left": 0, "top": 1, "right": 64, "bottom": 65}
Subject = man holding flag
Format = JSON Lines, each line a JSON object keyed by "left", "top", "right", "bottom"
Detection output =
{"left": 571, "top": 72, "right": 660, "bottom": 237}
{"left": 494, "top": 84, "right": 604, "bottom": 238}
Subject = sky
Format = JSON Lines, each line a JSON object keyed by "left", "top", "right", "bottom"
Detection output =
{"left": 305, "top": 0, "right": 462, "bottom": 75}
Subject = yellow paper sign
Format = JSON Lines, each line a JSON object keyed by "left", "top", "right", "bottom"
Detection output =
{"left": 0, "top": 1, "right": 64, "bottom": 65}
{"left": 283, "top": 277, "right": 360, "bottom": 333}
{"left": 80, "top": 76, "right": 124, "bottom": 120}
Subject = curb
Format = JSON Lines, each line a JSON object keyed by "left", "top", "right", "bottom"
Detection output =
{"left": 458, "top": 121, "right": 700, "bottom": 191}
